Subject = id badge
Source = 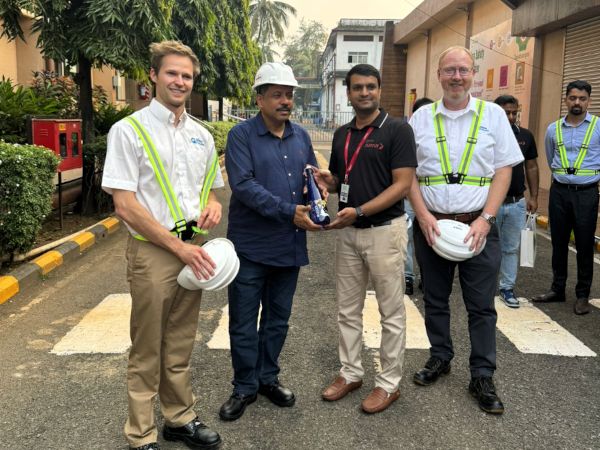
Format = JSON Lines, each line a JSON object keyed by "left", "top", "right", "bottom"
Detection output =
{"left": 340, "top": 183, "right": 350, "bottom": 203}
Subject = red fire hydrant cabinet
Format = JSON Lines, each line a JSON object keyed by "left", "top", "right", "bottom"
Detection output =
{"left": 31, "top": 119, "right": 83, "bottom": 172}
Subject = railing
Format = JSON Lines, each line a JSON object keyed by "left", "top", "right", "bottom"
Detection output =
{"left": 230, "top": 110, "right": 355, "bottom": 143}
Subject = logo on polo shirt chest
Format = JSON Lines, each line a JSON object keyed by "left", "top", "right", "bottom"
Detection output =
{"left": 364, "top": 141, "right": 384, "bottom": 151}
{"left": 191, "top": 137, "right": 204, "bottom": 145}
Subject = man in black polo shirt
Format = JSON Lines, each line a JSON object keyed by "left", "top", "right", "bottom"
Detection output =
{"left": 317, "top": 64, "right": 416, "bottom": 414}
{"left": 494, "top": 95, "right": 539, "bottom": 308}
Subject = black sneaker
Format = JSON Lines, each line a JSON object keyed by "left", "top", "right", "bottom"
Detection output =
{"left": 163, "top": 416, "right": 221, "bottom": 449}
{"left": 405, "top": 277, "right": 414, "bottom": 296}
{"left": 469, "top": 376, "right": 504, "bottom": 415}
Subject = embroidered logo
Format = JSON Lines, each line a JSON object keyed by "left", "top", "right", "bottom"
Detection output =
{"left": 191, "top": 137, "right": 204, "bottom": 145}
{"left": 365, "top": 142, "right": 384, "bottom": 151}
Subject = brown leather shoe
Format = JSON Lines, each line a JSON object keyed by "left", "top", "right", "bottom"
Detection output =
{"left": 361, "top": 387, "right": 400, "bottom": 414}
{"left": 574, "top": 297, "right": 590, "bottom": 315}
{"left": 322, "top": 376, "right": 362, "bottom": 401}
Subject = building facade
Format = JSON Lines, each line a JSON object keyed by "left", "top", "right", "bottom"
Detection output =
{"left": 320, "top": 19, "right": 389, "bottom": 123}
{"left": 384, "top": 0, "right": 600, "bottom": 191}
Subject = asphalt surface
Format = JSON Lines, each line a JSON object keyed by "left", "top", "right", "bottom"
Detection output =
{"left": 1, "top": 173, "right": 600, "bottom": 449}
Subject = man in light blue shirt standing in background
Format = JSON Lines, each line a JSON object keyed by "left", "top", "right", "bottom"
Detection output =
{"left": 532, "top": 80, "right": 600, "bottom": 315}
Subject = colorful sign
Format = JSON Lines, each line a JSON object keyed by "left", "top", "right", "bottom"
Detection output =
{"left": 470, "top": 20, "right": 536, "bottom": 127}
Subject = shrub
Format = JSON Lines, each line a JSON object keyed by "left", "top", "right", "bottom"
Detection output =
{"left": 0, "top": 142, "right": 60, "bottom": 257}
{"left": 82, "top": 135, "right": 113, "bottom": 213}
{"left": 0, "top": 78, "right": 63, "bottom": 144}
{"left": 94, "top": 102, "right": 135, "bottom": 136}
{"left": 30, "top": 72, "right": 79, "bottom": 119}
{"left": 206, "top": 121, "right": 236, "bottom": 155}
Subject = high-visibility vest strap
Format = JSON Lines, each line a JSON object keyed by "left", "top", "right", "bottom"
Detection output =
{"left": 427, "top": 99, "right": 488, "bottom": 187}
{"left": 554, "top": 115, "right": 599, "bottom": 175}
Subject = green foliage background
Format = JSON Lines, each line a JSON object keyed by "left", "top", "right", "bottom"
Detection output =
{"left": 0, "top": 143, "right": 60, "bottom": 256}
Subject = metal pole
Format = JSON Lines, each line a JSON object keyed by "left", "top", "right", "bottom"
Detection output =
{"left": 58, "top": 171, "right": 63, "bottom": 229}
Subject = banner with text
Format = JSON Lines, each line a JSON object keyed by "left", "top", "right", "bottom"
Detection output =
{"left": 470, "top": 20, "right": 535, "bottom": 128}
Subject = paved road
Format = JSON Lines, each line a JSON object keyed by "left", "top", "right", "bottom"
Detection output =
{"left": 1, "top": 160, "right": 600, "bottom": 449}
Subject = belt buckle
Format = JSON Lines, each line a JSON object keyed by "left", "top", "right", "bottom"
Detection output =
{"left": 445, "top": 173, "right": 463, "bottom": 184}
{"left": 566, "top": 167, "right": 577, "bottom": 175}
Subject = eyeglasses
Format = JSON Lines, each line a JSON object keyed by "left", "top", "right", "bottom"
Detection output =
{"left": 440, "top": 66, "right": 472, "bottom": 77}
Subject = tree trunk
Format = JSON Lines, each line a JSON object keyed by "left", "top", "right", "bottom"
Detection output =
{"left": 218, "top": 97, "right": 224, "bottom": 121}
{"left": 77, "top": 54, "right": 95, "bottom": 214}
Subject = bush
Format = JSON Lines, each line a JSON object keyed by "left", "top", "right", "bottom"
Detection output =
{"left": 0, "top": 142, "right": 60, "bottom": 257}
{"left": 94, "top": 102, "right": 135, "bottom": 136}
{"left": 206, "top": 121, "right": 236, "bottom": 155}
{"left": 0, "top": 78, "right": 64, "bottom": 144}
{"left": 81, "top": 135, "right": 113, "bottom": 214}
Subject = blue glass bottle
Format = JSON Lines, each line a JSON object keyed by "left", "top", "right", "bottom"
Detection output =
{"left": 304, "top": 167, "right": 330, "bottom": 226}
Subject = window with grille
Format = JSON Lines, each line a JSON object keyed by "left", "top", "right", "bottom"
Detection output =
{"left": 348, "top": 52, "right": 368, "bottom": 64}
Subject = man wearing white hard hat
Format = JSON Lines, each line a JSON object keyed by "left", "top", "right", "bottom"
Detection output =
{"left": 220, "top": 62, "right": 322, "bottom": 421}
{"left": 408, "top": 46, "right": 523, "bottom": 415}
{"left": 102, "top": 41, "right": 223, "bottom": 450}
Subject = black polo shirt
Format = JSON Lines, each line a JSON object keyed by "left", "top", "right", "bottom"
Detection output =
{"left": 507, "top": 124, "right": 538, "bottom": 196}
{"left": 329, "top": 109, "right": 417, "bottom": 227}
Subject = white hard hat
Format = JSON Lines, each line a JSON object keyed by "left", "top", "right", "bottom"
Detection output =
{"left": 177, "top": 238, "right": 240, "bottom": 291}
{"left": 432, "top": 219, "right": 486, "bottom": 262}
{"left": 252, "top": 62, "right": 299, "bottom": 90}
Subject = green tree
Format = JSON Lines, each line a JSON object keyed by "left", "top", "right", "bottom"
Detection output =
{"left": 249, "top": 0, "right": 296, "bottom": 62}
{"left": 283, "top": 19, "right": 327, "bottom": 77}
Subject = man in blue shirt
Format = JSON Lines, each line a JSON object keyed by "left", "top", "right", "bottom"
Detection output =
{"left": 532, "top": 80, "right": 600, "bottom": 315}
{"left": 220, "top": 62, "right": 322, "bottom": 421}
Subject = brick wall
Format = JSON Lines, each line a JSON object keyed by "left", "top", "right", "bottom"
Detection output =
{"left": 380, "top": 21, "right": 408, "bottom": 119}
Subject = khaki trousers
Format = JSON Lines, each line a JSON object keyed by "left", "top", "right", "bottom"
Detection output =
{"left": 124, "top": 235, "right": 203, "bottom": 447}
{"left": 336, "top": 216, "right": 408, "bottom": 393}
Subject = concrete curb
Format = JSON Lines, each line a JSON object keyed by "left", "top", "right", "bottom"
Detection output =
{"left": 535, "top": 214, "right": 600, "bottom": 252}
{"left": 0, "top": 217, "right": 120, "bottom": 305}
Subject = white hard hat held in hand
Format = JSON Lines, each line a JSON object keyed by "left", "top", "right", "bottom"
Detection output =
{"left": 253, "top": 62, "right": 299, "bottom": 90}
{"left": 432, "top": 220, "right": 486, "bottom": 262}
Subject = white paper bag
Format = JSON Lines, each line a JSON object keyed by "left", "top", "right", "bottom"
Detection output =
{"left": 520, "top": 213, "right": 536, "bottom": 268}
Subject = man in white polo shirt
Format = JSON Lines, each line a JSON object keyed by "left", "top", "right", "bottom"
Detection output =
{"left": 102, "top": 41, "right": 223, "bottom": 450}
{"left": 408, "top": 46, "right": 523, "bottom": 415}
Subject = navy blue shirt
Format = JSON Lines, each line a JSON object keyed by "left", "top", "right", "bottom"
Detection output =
{"left": 226, "top": 113, "right": 317, "bottom": 267}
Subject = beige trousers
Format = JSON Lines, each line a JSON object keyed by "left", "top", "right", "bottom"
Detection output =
{"left": 124, "top": 235, "right": 203, "bottom": 447}
{"left": 335, "top": 216, "right": 408, "bottom": 393}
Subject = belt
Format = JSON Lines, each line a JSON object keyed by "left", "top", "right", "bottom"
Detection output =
{"left": 553, "top": 180, "right": 599, "bottom": 191}
{"left": 430, "top": 209, "right": 483, "bottom": 224}
{"left": 504, "top": 194, "right": 524, "bottom": 204}
{"left": 353, "top": 219, "right": 392, "bottom": 229}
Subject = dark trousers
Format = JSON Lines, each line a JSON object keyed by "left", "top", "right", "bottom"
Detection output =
{"left": 549, "top": 182, "right": 599, "bottom": 298}
{"left": 228, "top": 255, "right": 300, "bottom": 395}
{"left": 414, "top": 223, "right": 500, "bottom": 377}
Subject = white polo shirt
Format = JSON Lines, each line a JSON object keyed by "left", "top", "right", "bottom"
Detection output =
{"left": 409, "top": 96, "right": 523, "bottom": 214}
{"left": 102, "top": 99, "right": 224, "bottom": 234}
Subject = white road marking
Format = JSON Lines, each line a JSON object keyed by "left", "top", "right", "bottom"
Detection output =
{"left": 590, "top": 298, "right": 600, "bottom": 309}
{"left": 495, "top": 297, "right": 596, "bottom": 357}
{"left": 207, "top": 305, "right": 231, "bottom": 349}
{"left": 51, "top": 293, "right": 132, "bottom": 355}
{"left": 362, "top": 291, "right": 429, "bottom": 351}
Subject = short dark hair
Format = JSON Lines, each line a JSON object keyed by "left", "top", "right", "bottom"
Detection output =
{"left": 494, "top": 95, "right": 519, "bottom": 107}
{"left": 566, "top": 80, "right": 592, "bottom": 97}
{"left": 412, "top": 97, "right": 433, "bottom": 113}
{"left": 345, "top": 64, "right": 381, "bottom": 88}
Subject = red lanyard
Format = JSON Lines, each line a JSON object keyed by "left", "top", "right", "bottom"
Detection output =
{"left": 344, "top": 127, "right": 374, "bottom": 183}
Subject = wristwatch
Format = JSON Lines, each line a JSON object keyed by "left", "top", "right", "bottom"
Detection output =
{"left": 480, "top": 212, "right": 496, "bottom": 225}
{"left": 355, "top": 206, "right": 365, "bottom": 218}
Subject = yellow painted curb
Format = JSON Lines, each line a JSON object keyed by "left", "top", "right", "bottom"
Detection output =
{"left": 32, "top": 250, "right": 63, "bottom": 275}
{"left": 315, "top": 151, "right": 329, "bottom": 171}
{"left": 596, "top": 241, "right": 600, "bottom": 253}
{"left": 536, "top": 216, "right": 549, "bottom": 229}
{"left": 0, "top": 276, "right": 19, "bottom": 305}
{"left": 72, "top": 231, "right": 96, "bottom": 252}
{"left": 100, "top": 217, "right": 120, "bottom": 234}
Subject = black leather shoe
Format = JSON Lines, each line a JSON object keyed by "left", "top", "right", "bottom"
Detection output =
{"left": 413, "top": 356, "right": 451, "bottom": 386}
{"left": 130, "top": 444, "right": 160, "bottom": 450}
{"left": 258, "top": 382, "right": 295, "bottom": 407}
{"left": 219, "top": 392, "right": 257, "bottom": 421}
{"left": 163, "top": 417, "right": 221, "bottom": 449}
{"left": 469, "top": 376, "right": 504, "bottom": 414}
{"left": 531, "top": 291, "right": 565, "bottom": 303}
{"left": 574, "top": 297, "right": 591, "bottom": 315}
{"left": 405, "top": 277, "right": 414, "bottom": 295}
